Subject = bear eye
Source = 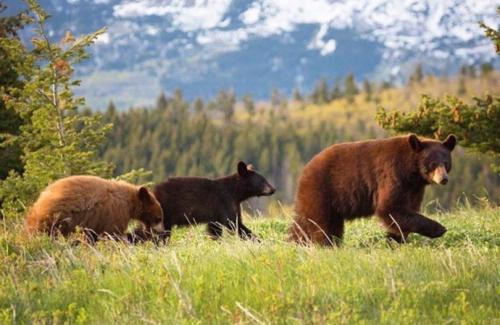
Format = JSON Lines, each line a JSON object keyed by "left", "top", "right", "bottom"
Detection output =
{"left": 429, "top": 162, "right": 437, "bottom": 170}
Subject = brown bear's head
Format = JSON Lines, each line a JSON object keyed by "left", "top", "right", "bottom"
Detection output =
{"left": 137, "top": 187, "right": 164, "bottom": 231}
{"left": 409, "top": 134, "right": 457, "bottom": 185}
{"left": 237, "top": 161, "right": 276, "bottom": 197}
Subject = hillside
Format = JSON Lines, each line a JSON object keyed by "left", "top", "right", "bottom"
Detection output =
{"left": 239, "top": 72, "right": 500, "bottom": 126}
{"left": 100, "top": 72, "right": 500, "bottom": 210}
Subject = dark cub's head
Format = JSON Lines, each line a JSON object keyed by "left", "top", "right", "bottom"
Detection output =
{"left": 236, "top": 161, "right": 276, "bottom": 197}
{"left": 408, "top": 134, "right": 457, "bottom": 185}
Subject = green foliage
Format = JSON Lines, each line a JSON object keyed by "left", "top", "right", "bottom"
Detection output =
{"left": 114, "top": 168, "right": 153, "bottom": 187}
{"left": 0, "top": 3, "right": 31, "bottom": 38}
{"left": 0, "top": 3, "right": 32, "bottom": 180}
{"left": 0, "top": 0, "right": 113, "bottom": 214}
{"left": 377, "top": 95, "right": 500, "bottom": 156}
{"left": 479, "top": 9, "right": 500, "bottom": 54}
{"left": 0, "top": 207, "right": 498, "bottom": 323}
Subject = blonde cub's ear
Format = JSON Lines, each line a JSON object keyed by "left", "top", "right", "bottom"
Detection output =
{"left": 138, "top": 186, "right": 152, "bottom": 203}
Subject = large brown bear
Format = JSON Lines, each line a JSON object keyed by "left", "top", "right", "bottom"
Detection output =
{"left": 25, "top": 175, "right": 164, "bottom": 241}
{"left": 290, "top": 134, "right": 456, "bottom": 246}
{"left": 130, "top": 161, "right": 275, "bottom": 243}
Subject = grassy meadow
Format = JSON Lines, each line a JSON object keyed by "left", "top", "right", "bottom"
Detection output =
{"left": 1, "top": 205, "right": 499, "bottom": 324}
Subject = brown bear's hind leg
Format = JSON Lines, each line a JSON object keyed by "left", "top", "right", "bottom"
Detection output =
{"left": 292, "top": 215, "right": 344, "bottom": 246}
{"left": 292, "top": 181, "right": 344, "bottom": 246}
{"left": 328, "top": 215, "right": 345, "bottom": 246}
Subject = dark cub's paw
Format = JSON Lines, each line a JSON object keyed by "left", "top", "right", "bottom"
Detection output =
{"left": 421, "top": 221, "right": 447, "bottom": 239}
{"left": 127, "top": 228, "right": 169, "bottom": 245}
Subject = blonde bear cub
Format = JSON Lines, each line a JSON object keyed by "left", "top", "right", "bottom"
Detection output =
{"left": 25, "top": 175, "right": 164, "bottom": 241}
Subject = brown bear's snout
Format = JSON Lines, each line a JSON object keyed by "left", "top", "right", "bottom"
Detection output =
{"left": 430, "top": 164, "right": 449, "bottom": 185}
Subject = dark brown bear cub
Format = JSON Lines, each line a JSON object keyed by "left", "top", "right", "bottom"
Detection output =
{"left": 131, "top": 161, "right": 275, "bottom": 242}
{"left": 290, "top": 134, "right": 456, "bottom": 246}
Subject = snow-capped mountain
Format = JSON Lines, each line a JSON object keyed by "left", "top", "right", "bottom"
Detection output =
{"left": 7, "top": 0, "right": 499, "bottom": 109}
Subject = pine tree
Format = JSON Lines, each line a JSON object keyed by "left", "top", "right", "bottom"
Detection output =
{"left": 466, "top": 65, "right": 476, "bottom": 78}
{"left": 381, "top": 80, "right": 393, "bottom": 90}
{"left": 0, "top": 0, "right": 113, "bottom": 214}
{"left": 156, "top": 91, "right": 168, "bottom": 111}
{"left": 214, "top": 89, "right": 236, "bottom": 122}
{"left": 458, "top": 77, "right": 467, "bottom": 95}
{"left": 311, "top": 78, "right": 329, "bottom": 104}
{"left": 330, "top": 78, "right": 343, "bottom": 101}
{"left": 344, "top": 73, "right": 358, "bottom": 104}
{"left": 292, "top": 88, "right": 302, "bottom": 102}
{"left": 193, "top": 97, "right": 204, "bottom": 114}
{"left": 242, "top": 93, "right": 255, "bottom": 116}
{"left": 409, "top": 64, "right": 424, "bottom": 85}
{"left": 271, "top": 88, "right": 283, "bottom": 107}
{"left": 363, "top": 79, "right": 372, "bottom": 102}
{"left": 0, "top": 3, "right": 31, "bottom": 180}
{"left": 105, "top": 101, "right": 117, "bottom": 119}
{"left": 480, "top": 62, "right": 493, "bottom": 78}
{"left": 460, "top": 64, "right": 468, "bottom": 77}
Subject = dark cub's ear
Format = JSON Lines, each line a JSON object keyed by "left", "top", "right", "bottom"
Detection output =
{"left": 442, "top": 134, "right": 457, "bottom": 151}
{"left": 408, "top": 134, "right": 423, "bottom": 152}
{"left": 237, "top": 161, "right": 250, "bottom": 177}
{"left": 138, "top": 187, "right": 153, "bottom": 203}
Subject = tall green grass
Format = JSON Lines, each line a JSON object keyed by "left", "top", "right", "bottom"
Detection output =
{"left": 1, "top": 207, "right": 499, "bottom": 324}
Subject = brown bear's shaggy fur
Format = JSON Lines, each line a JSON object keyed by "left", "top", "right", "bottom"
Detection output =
{"left": 130, "top": 161, "right": 275, "bottom": 243}
{"left": 290, "top": 134, "right": 456, "bottom": 246}
{"left": 25, "top": 175, "right": 164, "bottom": 241}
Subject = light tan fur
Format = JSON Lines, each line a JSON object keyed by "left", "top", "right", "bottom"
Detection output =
{"left": 25, "top": 175, "right": 162, "bottom": 238}
{"left": 430, "top": 164, "right": 448, "bottom": 185}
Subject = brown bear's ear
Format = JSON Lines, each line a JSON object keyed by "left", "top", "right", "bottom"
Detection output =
{"left": 138, "top": 187, "right": 152, "bottom": 203}
{"left": 237, "top": 161, "right": 249, "bottom": 177}
{"left": 442, "top": 134, "right": 457, "bottom": 151}
{"left": 247, "top": 164, "right": 254, "bottom": 171}
{"left": 408, "top": 134, "right": 423, "bottom": 152}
